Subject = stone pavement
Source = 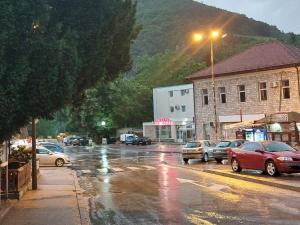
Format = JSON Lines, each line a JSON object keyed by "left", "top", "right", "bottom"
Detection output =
{"left": 1, "top": 167, "right": 90, "bottom": 225}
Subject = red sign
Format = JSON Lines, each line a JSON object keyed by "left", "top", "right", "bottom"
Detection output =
{"left": 154, "top": 118, "right": 175, "bottom": 126}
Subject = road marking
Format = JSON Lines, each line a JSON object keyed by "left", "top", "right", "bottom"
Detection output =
{"left": 97, "top": 168, "right": 109, "bottom": 173}
{"left": 127, "top": 167, "right": 141, "bottom": 171}
{"left": 142, "top": 165, "right": 156, "bottom": 170}
{"left": 177, "top": 178, "right": 240, "bottom": 203}
{"left": 111, "top": 167, "right": 124, "bottom": 172}
{"left": 81, "top": 170, "right": 92, "bottom": 174}
{"left": 176, "top": 178, "right": 206, "bottom": 188}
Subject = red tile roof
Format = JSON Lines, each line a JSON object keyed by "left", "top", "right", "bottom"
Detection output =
{"left": 188, "top": 42, "right": 300, "bottom": 80}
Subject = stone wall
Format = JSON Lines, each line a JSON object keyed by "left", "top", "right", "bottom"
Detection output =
{"left": 193, "top": 67, "right": 300, "bottom": 140}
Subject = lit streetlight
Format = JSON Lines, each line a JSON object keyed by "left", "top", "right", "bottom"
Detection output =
{"left": 193, "top": 30, "right": 226, "bottom": 141}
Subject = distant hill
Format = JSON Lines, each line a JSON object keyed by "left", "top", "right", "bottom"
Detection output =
{"left": 132, "top": 0, "right": 298, "bottom": 59}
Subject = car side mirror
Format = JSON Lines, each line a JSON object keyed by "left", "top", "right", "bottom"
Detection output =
{"left": 49, "top": 152, "right": 53, "bottom": 155}
{"left": 255, "top": 150, "right": 264, "bottom": 154}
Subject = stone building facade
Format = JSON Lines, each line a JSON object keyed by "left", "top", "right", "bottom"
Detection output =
{"left": 193, "top": 67, "right": 300, "bottom": 140}
{"left": 188, "top": 42, "right": 300, "bottom": 141}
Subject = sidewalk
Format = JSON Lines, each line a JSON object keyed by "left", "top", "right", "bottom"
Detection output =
{"left": 1, "top": 167, "right": 90, "bottom": 225}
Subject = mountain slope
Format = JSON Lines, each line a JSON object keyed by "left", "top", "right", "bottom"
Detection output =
{"left": 132, "top": 0, "right": 294, "bottom": 59}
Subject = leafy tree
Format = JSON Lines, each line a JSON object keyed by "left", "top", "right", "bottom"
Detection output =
{"left": 0, "top": 0, "right": 137, "bottom": 141}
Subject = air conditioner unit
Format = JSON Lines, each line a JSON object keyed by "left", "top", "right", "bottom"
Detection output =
{"left": 270, "top": 81, "right": 279, "bottom": 88}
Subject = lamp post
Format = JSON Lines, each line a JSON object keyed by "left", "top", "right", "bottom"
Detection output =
{"left": 193, "top": 30, "right": 226, "bottom": 142}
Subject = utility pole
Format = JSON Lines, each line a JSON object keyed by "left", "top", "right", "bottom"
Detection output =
{"left": 210, "top": 39, "right": 218, "bottom": 142}
{"left": 32, "top": 117, "right": 37, "bottom": 190}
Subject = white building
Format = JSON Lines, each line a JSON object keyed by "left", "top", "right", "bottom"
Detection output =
{"left": 143, "top": 84, "right": 195, "bottom": 143}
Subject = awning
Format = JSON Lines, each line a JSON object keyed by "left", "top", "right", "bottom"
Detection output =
{"left": 255, "top": 112, "right": 300, "bottom": 124}
{"left": 224, "top": 121, "right": 263, "bottom": 130}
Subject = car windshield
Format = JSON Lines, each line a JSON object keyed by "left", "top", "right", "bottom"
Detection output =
{"left": 186, "top": 142, "right": 200, "bottom": 148}
{"left": 263, "top": 142, "right": 295, "bottom": 152}
{"left": 216, "top": 141, "right": 231, "bottom": 148}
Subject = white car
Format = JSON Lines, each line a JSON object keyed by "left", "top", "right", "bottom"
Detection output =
{"left": 37, "top": 146, "right": 70, "bottom": 167}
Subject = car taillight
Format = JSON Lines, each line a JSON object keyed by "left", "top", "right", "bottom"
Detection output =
{"left": 226, "top": 148, "right": 232, "bottom": 154}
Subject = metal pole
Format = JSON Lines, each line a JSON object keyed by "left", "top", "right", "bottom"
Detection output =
{"left": 5, "top": 141, "right": 8, "bottom": 200}
{"left": 211, "top": 39, "right": 218, "bottom": 142}
{"left": 32, "top": 117, "right": 37, "bottom": 190}
{"left": 240, "top": 109, "right": 243, "bottom": 122}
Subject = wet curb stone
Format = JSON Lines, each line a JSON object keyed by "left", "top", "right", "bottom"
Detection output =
{"left": 204, "top": 169, "right": 300, "bottom": 193}
{"left": 72, "top": 170, "right": 92, "bottom": 225}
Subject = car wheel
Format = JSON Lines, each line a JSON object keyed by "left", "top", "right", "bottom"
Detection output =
{"left": 265, "top": 160, "right": 279, "bottom": 176}
{"left": 183, "top": 158, "right": 189, "bottom": 164}
{"left": 55, "top": 158, "right": 65, "bottom": 167}
{"left": 202, "top": 153, "right": 209, "bottom": 162}
{"left": 231, "top": 158, "right": 242, "bottom": 172}
{"left": 215, "top": 158, "right": 223, "bottom": 164}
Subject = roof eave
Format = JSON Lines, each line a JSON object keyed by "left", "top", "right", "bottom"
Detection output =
{"left": 187, "top": 63, "right": 300, "bottom": 81}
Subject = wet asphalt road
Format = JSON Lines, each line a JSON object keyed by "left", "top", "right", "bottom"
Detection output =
{"left": 65, "top": 145, "right": 300, "bottom": 225}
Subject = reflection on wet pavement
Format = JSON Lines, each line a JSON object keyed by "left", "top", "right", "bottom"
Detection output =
{"left": 65, "top": 145, "right": 300, "bottom": 225}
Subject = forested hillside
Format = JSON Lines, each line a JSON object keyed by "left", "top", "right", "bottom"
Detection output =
{"left": 42, "top": 0, "right": 300, "bottom": 139}
{"left": 132, "top": 0, "right": 289, "bottom": 58}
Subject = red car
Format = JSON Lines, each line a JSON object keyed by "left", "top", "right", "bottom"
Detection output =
{"left": 228, "top": 141, "right": 300, "bottom": 176}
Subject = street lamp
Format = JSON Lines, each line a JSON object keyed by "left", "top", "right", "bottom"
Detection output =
{"left": 193, "top": 30, "right": 226, "bottom": 141}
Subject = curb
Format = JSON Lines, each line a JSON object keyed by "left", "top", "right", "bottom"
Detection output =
{"left": 71, "top": 170, "right": 92, "bottom": 225}
{"left": 204, "top": 169, "right": 300, "bottom": 193}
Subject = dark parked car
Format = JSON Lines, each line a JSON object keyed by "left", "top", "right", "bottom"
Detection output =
{"left": 228, "top": 141, "right": 300, "bottom": 176}
{"left": 136, "top": 137, "right": 152, "bottom": 145}
{"left": 212, "top": 140, "right": 246, "bottom": 163}
{"left": 39, "top": 142, "right": 64, "bottom": 153}
{"left": 72, "top": 137, "right": 89, "bottom": 146}
{"left": 107, "top": 137, "right": 117, "bottom": 144}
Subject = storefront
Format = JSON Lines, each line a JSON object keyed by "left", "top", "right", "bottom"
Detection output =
{"left": 224, "top": 121, "right": 267, "bottom": 141}
{"left": 143, "top": 118, "right": 195, "bottom": 143}
{"left": 255, "top": 112, "right": 300, "bottom": 144}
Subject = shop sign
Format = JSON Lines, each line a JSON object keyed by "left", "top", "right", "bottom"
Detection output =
{"left": 271, "top": 113, "right": 288, "bottom": 122}
{"left": 155, "top": 118, "right": 175, "bottom": 126}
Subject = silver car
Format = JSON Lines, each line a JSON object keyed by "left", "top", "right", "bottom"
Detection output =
{"left": 182, "top": 140, "right": 215, "bottom": 164}
{"left": 37, "top": 146, "right": 70, "bottom": 167}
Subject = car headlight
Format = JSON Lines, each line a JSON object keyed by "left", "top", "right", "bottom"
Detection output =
{"left": 277, "top": 157, "right": 293, "bottom": 162}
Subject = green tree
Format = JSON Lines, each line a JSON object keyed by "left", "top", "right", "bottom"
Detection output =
{"left": 0, "top": 0, "right": 137, "bottom": 141}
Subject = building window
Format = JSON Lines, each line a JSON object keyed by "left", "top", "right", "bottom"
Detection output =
{"left": 170, "top": 106, "right": 174, "bottom": 113}
{"left": 169, "top": 91, "right": 173, "bottom": 97}
{"left": 181, "top": 105, "right": 186, "bottom": 112}
{"left": 202, "top": 89, "right": 208, "bottom": 105}
{"left": 238, "top": 85, "right": 246, "bottom": 102}
{"left": 219, "top": 87, "right": 226, "bottom": 103}
{"left": 181, "top": 89, "right": 189, "bottom": 96}
{"left": 156, "top": 126, "right": 171, "bottom": 139}
{"left": 282, "top": 80, "right": 290, "bottom": 99}
{"left": 259, "top": 82, "right": 267, "bottom": 101}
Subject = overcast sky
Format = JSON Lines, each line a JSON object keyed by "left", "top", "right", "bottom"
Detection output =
{"left": 197, "top": 0, "right": 300, "bottom": 34}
